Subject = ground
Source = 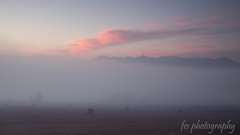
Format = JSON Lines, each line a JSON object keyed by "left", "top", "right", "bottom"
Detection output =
{"left": 0, "top": 106, "right": 239, "bottom": 135}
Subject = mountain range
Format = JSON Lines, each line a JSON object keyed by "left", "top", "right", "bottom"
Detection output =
{"left": 94, "top": 55, "right": 240, "bottom": 68}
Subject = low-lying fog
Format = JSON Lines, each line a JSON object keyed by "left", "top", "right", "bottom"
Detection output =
{"left": 0, "top": 55, "right": 240, "bottom": 107}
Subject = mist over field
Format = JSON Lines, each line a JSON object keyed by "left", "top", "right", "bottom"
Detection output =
{"left": 1, "top": 1, "right": 240, "bottom": 134}
{"left": 0, "top": 55, "right": 240, "bottom": 107}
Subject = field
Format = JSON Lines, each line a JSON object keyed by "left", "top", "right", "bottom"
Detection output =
{"left": 0, "top": 106, "right": 239, "bottom": 135}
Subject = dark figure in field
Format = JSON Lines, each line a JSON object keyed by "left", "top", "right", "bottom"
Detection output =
{"left": 86, "top": 108, "right": 94, "bottom": 114}
{"left": 66, "top": 104, "right": 72, "bottom": 108}
{"left": 125, "top": 106, "right": 130, "bottom": 111}
{"left": 176, "top": 108, "right": 182, "bottom": 112}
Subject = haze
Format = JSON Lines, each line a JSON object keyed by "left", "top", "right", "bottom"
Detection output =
{"left": 0, "top": 0, "right": 240, "bottom": 110}
{"left": 1, "top": 55, "right": 239, "bottom": 108}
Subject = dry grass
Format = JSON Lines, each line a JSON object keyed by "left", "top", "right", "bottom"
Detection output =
{"left": 0, "top": 107, "right": 239, "bottom": 135}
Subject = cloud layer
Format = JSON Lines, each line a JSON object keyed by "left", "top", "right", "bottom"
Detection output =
{"left": 27, "top": 10, "right": 239, "bottom": 62}
{"left": 67, "top": 10, "right": 240, "bottom": 55}
{"left": 69, "top": 28, "right": 207, "bottom": 54}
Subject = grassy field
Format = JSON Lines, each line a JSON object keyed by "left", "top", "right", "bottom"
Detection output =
{"left": 0, "top": 106, "right": 239, "bottom": 135}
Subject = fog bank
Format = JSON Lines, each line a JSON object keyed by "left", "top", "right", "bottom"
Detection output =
{"left": 0, "top": 55, "right": 240, "bottom": 107}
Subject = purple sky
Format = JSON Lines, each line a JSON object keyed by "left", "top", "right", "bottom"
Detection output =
{"left": 1, "top": 0, "right": 240, "bottom": 61}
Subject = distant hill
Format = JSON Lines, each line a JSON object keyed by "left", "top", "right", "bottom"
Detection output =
{"left": 94, "top": 55, "right": 240, "bottom": 68}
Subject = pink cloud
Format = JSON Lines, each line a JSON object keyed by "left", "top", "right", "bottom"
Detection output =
{"left": 138, "top": 22, "right": 161, "bottom": 27}
{"left": 47, "top": 30, "right": 56, "bottom": 36}
{"left": 172, "top": 14, "right": 198, "bottom": 23}
{"left": 43, "top": 48, "right": 70, "bottom": 56}
{"left": 146, "top": 39, "right": 218, "bottom": 56}
{"left": 68, "top": 22, "right": 240, "bottom": 54}
{"left": 138, "top": 10, "right": 239, "bottom": 28}
{"left": 142, "top": 21, "right": 240, "bottom": 32}
{"left": 20, "top": 48, "right": 70, "bottom": 56}
{"left": 97, "top": 30, "right": 134, "bottom": 45}
{"left": 177, "top": 45, "right": 215, "bottom": 54}
{"left": 196, "top": 22, "right": 240, "bottom": 27}
{"left": 68, "top": 28, "right": 207, "bottom": 54}
{"left": 130, "top": 44, "right": 217, "bottom": 59}
{"left": 47, "top": 50, "right": 70, "bottom": 56}
{"left": 131, "top": 50, "right": 174, "bottom": 58}
{"left": 138, "top": 15, "right": 200, "bottom": 27}
{"left": 41, "top": 10, "right": 239, "bottom": 58}
{"left": 209, "top": 16, "right": 221, "bottom": 19}
{"left": 197, "top": 22, "right": 226, "bottom": 26}
{"left": 20, "top": 50, "right": 50, "bottom": 56}
{"left": 69, "top": 38, "right": 104, "bottom": 54}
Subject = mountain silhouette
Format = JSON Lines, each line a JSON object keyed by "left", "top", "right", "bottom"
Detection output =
{"left": 94, "top": 55, "right": 240, "bottom": 68}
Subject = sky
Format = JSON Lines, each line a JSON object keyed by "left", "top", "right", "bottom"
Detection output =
{"left": 1, "top": 0, "right": 240, "bottom": 107}
{"left": 0, "top": 0, "right": 240, "bottom": 61}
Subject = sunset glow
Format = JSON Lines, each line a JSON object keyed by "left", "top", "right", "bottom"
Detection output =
{"left": 1, "top": 0, "right": 239, "bottom": 61}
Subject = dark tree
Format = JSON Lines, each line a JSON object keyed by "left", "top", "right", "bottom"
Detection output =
{"left": 35, "top": 91, "right": 43, "bottom": 103}
{"left": 29, "top": 94, "right": 35, "bottom": 103}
